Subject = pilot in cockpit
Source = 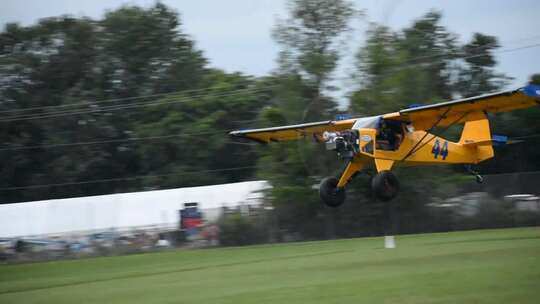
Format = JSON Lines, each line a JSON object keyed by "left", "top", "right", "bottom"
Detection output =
{"left": 377, "top": 120, "right": 403, "bottom": 151}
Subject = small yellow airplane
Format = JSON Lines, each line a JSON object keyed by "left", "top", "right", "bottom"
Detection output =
{"left": 230, "top": 85, "right": 540, "bottom": 207}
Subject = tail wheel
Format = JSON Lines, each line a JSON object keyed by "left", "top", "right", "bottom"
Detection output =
{"left": 319, "top": 177, "right": 346, "bottom": 208}
{"left": 475, "top": 174, "right": 484, "bottom": 184}
{"left": 371, "top": 170, "right": 399, "bottom": 201}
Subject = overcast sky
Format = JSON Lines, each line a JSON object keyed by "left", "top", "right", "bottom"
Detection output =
{"left": 2, "top": 0, "right": 539, "bottom": 104}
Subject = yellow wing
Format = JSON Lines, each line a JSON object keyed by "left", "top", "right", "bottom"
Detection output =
{"left": 383, "top": 85, "right": 540, "bottom": 130}
{"left": 229, "top": 119, "right": 357, "bottom": 143}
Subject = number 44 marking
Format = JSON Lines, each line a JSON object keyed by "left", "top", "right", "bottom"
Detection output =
{"left": 432, "top": 139, "right": 449, "bottom": 160}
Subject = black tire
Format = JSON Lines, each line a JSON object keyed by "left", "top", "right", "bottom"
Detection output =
{"left": 319, "top": 177, "right": 346, "bottom": 208}
{"left": 371, "top": 170, "right": 399, "bottom": 201}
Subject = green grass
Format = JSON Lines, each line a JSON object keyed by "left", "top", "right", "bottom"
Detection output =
{"left": 1, "top": 227, "right": 539, "bottom": 304}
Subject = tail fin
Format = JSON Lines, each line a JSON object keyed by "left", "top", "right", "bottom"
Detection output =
{"left": 459, "top": 112, "right": 491, "bottom": 144}
{"left": 459, "top": 112, "right": 494, "bottom": 163}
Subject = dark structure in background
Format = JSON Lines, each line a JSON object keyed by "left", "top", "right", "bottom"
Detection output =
{"left": 179, "top": 202, "right": 203, "bottom": 241}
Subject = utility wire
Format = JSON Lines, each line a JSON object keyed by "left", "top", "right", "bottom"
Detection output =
{"left": 0, "top": 166, "right": 261, "bottom": 191}
{"left": 396, "top": 34, "right": 540, "bottom": 65}
{"left": 0, "top": 131, "right": 220, "bottom": 152}
{"left": 0, "top": 119, "right": 263, "bottom": 152}
{"left": 338, "top": 41, "right": 540, "bottom": 83}
{"left": 0, "top": 86, "right": 274, "bottom": 123}
{"left": 398, "top": 43, "right": 540, "bottom": 71}
{"left": 3, "top": 132, "right": 540, "bottom": 190}
{"left": 0, "top": 84, "right": 275, "bottom": 115}
{"left": 2, "top": 35, "right": 539, "bottom": 119}
{"left": 3, "top": 39, "right": 535, "bottom": 123}
{"left": 1, "top": 41, "right": 538, "bottom": 123}
{"left": 361, "top": 24, "right": 540, "bottom": 67}
{"left": 2, "top": 109, "right": 539, "bottom": 153}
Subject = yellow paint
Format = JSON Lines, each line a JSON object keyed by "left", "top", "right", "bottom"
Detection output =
{"left": 458, "top": 111, "right": 494, "bottom": 162}
{"left": 374, "top": 129, "right": 479, "bottom": 164}
{"left": 374, "top": 159, "right": 394, "bottom": 172}
{"left": 337, "top": 160, "right": 365, "bottom": 188}
{"left": 369, "top": 110, "right": 494, "bottom": 165}
{"left": 459, "top": 112, "right": 490, "bottom": 143}
{"left": 358, "top": 128, "right": 377, "bottom": 156}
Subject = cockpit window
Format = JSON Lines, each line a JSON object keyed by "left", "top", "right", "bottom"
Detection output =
{"left": 376, "top": 119, "right": 404, "bottom": 151}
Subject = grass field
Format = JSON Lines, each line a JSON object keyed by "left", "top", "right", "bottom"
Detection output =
{"left": 1, "top": 227, "right": 539, "bottom": 304}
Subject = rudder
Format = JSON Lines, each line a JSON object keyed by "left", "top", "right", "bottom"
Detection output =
{"left": 459, "top": 111, "right": 494, "bottom": 163}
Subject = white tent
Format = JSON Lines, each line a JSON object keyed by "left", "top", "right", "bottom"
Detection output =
{"left": 0, "top": 181, "right": 270, "bottom": 238}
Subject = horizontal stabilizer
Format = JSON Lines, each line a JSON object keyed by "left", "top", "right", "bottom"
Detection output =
{"left": 462, "top": 134, "right": 508, "bottom": 147}
{"left": 492, "top": 134, "right": 509, "bottom": 146}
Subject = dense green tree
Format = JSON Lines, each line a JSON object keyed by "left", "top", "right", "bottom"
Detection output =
{"left": 0, "top": 17, "right": 105, "bottom": 202}
{"left": 0, "top": 4, "right": 261, "bottom": 203}
{"left": 272, "top": 0, "right": 356, "bottom": 120}
{"left": 259, "top": 0, "right": 356, "bottom": 239}
{"left": 456, "top": 33, "right": 509, "bottom": 97}
{"left": 99, "top": 3, "right": 207, "bottom": 96}
{"left": 133, "top": 70, "right": 272, "bottom": 189}
{"left": 351, "top": 11, "right": 458, "bottom": 116}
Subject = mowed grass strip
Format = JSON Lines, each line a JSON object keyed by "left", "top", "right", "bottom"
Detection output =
{"left": 1, "top": 227, "right": 539, "bottom": 304}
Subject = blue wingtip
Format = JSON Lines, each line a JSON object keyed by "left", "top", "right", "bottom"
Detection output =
{"left": 522, "top": 84, "right": 540, "bottom": 98}
{"left": 407, "top": 103, "right": 424, "bottom": 109}
{"left": 335, "top": 114, "right": 352, "bottom": 121}
{"left": 492, "top": 134, "right": 508, "bottom": 146}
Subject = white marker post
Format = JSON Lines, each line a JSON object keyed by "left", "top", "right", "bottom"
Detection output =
{"left": 384, "top": 235, "right": 396, "bottom": 249}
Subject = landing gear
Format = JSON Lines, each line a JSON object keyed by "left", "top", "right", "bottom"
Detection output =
{"left": 320, "top": 170, "right": 400, "bottom": 207}
{"left": 466, "top": 165, "right": 484, "bottom": 184}
{"left": 319, "top": 177, "right": 346, "bottom": 208}
{"left": 371, "top": 170, "right": 400, "bottom": 201}
{"left": 475, "top": 175, "right": 483, "bottom": 184}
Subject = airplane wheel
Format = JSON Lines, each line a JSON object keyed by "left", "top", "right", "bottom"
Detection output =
{"left": 372, "top": 170, "right": 399, "bottom": 201}
{"left": 319, "top": 177, "right": 346, "bottom": 208}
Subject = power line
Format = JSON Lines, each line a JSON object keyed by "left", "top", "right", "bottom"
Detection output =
{"left": 357, "top": 15, "right": 540, "bottom": 70}
{"left": 1, "top": 39, "right": 538, "bottom": 123}
{"left": 0, "top": 119, "right": 263, "bottom": 152}
{"left": 410, "top": 43, "right": 540, "bottom": 68}
{"left": 3, "top": 35, "right": 539, "bottom": 119}
{"left": 0, "top": 131, "right": 218, "bottom": 152}
{"left": 0, "top": 166, "right": 261, "bottom": 191}
{"left": 0, "top": 86, "right": 274, "bottom": 123}
{"left": 2, "top": 91, "right": 538, "bottom": 153}
{"left": 4, "top": 40, "right": 536, "bottom": 124}
{"left": 331, "top": 41, "right": 540, "bottom": 83}
{"left": 0, "top": 91, "right": 184, "bottom": 115}
{"left": 0, "top": 84, "right": 274, "bottom": 115}
{"left": 12, "top": 86, "right": 270, "bottom": 120}
{"left": 411, "top": 34, "right": 540, "bottom": 64}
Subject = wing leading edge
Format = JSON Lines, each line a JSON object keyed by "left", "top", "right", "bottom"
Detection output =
{"left": 383, "top": 85, "right": 540, "bottom": 130}
{"left": 229, "top": 119, "right": 357, "bottom": 143}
